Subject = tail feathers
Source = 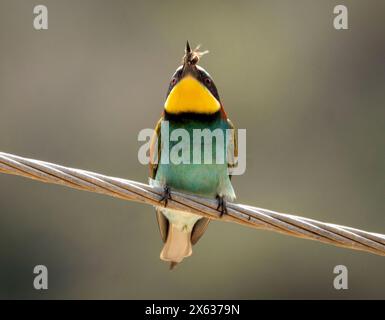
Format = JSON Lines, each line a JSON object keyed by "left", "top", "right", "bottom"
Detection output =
{"left": 169, "top": 261, "right": 179, "bottom": 270}
{"left": 160, "top": 224, "right": 192, "bottom": 266}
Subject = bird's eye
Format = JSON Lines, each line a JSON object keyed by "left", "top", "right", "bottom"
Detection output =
{"left": 204, "top": 78, "right": 212, "bottom": 85}
{"left": 171, "top": 78, "right": 177, "bottom": 85}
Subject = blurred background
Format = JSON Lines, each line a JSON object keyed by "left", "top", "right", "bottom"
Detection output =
{"left": 0, "top": 0, "right": 384, "bottom": 299}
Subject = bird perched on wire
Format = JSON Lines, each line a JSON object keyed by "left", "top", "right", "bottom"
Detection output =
{"left": 149, "top": 41, "right": 237, "bottom": 269}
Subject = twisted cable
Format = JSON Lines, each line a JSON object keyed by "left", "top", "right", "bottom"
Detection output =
{"left": 0, "top": 151, "right": 384, "bottom": 257}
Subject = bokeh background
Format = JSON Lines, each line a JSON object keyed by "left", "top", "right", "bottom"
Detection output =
{"left": 0, "top": 0, "right": 384, "bottom": 299}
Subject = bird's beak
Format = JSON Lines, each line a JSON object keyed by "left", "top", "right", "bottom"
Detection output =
{"left": 181, "top": 40, "right": 199, "bottom": 78}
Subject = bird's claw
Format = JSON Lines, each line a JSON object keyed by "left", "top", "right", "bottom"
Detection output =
{"left": 216, "top": 195, "right": 227, "bottom": 217}
{"left": 159, "top": 186, "right": 172, "bottom": 207}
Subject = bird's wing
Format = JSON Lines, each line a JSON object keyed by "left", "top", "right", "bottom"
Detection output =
{"left": 156, "top": 208, "right": 169, "bottom": 243}
{"left": 150, "top": 117, "right": 170, "bottom": 243}
{"left": 149, "top": 116, "right": 163, "bottom": 179}
{"left": 226, "top": 118, "right": 238, "bottom": 180}
{"left": 191, "top": 217, "right": 210, "bottom": 245}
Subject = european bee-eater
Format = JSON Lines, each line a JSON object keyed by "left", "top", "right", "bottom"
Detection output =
{"left": 149, "top": 41, "right": 237, "bottom": 269}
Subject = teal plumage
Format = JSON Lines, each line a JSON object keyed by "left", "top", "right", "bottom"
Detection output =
{"left": 155, "top": 116, "right": 235, "bottom": 200}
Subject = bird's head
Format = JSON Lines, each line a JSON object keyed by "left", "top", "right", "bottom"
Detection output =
{"left": 164, "top": 41, "right": 221, "bottom": 115}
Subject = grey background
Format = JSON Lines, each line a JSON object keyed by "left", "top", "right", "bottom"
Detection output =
{"left": 0, "top": 0, "right": 384, "bottom": 299}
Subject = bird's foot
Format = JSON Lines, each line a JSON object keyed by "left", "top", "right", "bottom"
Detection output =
{"left": 216, "top": 195, "right": 227, "bottom": 217}
{"left": 159, "top": 185, "right": 172, "bottom": 207}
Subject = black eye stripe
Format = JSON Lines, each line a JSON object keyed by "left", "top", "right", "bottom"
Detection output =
{"left": 170, "top": 69, "right": 183, "bottom": 85}
{"left": 166, "top": 68, "right": 221, "bottom": 102}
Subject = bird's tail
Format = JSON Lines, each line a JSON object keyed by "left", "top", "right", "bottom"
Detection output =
{"left": 160, "top": 223, "right": 192, "bottom": 268}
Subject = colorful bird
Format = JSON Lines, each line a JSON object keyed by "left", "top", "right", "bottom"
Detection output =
{"left": 149, "top": 41, "right": 237, "bottom": 269}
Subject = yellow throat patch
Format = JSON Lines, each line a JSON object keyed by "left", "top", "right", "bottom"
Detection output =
{"left": 164, "top": 75, "right": 220, "bottom": 114}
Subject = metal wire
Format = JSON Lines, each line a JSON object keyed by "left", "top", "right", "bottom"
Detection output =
{"left": 1, "top": 151, "right": 384, "bottom": 257}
